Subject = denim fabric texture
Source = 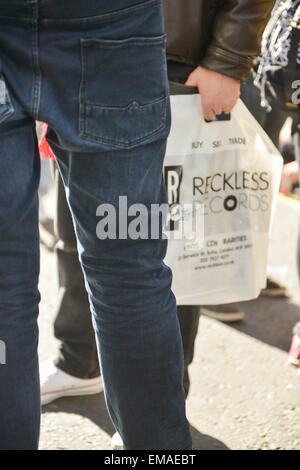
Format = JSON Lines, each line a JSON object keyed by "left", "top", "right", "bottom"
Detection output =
{"left": 53, "top": 149, "right": 200, "bottom": 394}
{"left": 0, "top": 0, "right": 192, "bottom": 450}
{"left": 53, "top": 62, "right": 200, "bottom": 389}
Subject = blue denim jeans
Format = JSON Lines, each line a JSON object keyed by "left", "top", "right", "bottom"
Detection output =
{"left": 0, "top": 0, "right": 191, "bottom": 450}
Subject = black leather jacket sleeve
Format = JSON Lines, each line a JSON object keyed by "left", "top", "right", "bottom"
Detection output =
{"left": 200, "top": 0, "right": 275, "bottom": 82}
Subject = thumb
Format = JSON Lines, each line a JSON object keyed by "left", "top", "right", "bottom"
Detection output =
{"left": 185, "top": 74, "right": 197, "bottom": 87}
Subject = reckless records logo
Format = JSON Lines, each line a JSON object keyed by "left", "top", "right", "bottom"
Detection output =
{"left": 164, "top": 165, "right": 203, "bottom": 247}
{"left": 193, "top": 170, "right": 270, "bottom": 214}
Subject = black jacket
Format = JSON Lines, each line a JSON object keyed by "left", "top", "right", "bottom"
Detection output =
{"left": 163, "top": 0, "right": 275, "bottom": 81}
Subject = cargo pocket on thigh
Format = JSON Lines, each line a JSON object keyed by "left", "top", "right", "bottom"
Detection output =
{"left": 79, "top": 35, "right": 168, "bottom": 149}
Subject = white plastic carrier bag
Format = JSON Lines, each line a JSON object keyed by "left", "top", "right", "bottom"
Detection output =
{"left": 164, "top": 94, "right": 283, "bottom": 305}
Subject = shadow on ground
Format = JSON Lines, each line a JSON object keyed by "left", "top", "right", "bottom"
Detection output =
{"left": 42, "top": 392, "right": 115, "bottom": 437}
{"left": 190, "top": 426, "right": 229, "bottom": 450}
{"left": 42, "top": 395, "right": 229, "bottom": 450}
{"left": 230, "top": 295, "right": 300, "bottom": 352}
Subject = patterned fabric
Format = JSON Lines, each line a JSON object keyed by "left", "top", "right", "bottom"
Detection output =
{"left": 254, "top": 0, "right": 300, "bottom": 112}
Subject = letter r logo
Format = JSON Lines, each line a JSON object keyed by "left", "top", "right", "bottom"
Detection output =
{"left": 164, "top": 166, "right": 183, "bottom": 205}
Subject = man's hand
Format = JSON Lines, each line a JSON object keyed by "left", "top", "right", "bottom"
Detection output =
{"left": 280, "top": 161, "right": 299, "bottom": 196}
{"left": 185, "top": 66, "right": 241, "bottom": 121}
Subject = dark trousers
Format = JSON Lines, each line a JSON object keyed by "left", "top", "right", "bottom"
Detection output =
{"left": 53, "top": 61, "right": 200, "bottom": 396}
{"left": 240, "top": 73, "right": 290, "bottom": 149}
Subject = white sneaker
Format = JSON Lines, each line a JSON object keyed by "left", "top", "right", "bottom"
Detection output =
{"left": 40, "top": 360, "right": 103, "bottom": 406}
{"left": 201, "top": 303, "right": 245, "bottom": 323}
{"left": 111, "top": 432, "right": 123, "bottom": 450}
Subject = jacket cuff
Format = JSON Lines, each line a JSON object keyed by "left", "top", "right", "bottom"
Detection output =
{"left": 200, "top": 45, "right": 253, "bottom": 82}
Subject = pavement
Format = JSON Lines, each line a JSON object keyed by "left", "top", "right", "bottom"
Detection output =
{"left": 38, "top": 191, "right": 300, "bottom": 450}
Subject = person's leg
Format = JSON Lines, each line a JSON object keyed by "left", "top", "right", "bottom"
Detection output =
{"left": 49, "top": 62, "right": 197, "bottom": 386}
{"left": 53, "top": 141, "right": 191, "bottom": 450}
{"left": 0, "top": 116, "right": 41, "bottom": 449}
{"left": 39, "top": 0, "right": 191, "bottom": 450}
{"left": 49, "top": 168, "right": 195, "bottom": 384}
{"left": 177, "top": 306, "right": 200, "bottom": 397}
{"left": 44, "top": 62, "right": 201, "bottom": 404}
{"left": 0, "top": 3, "right": 43, "bottom": 449}
{"left": 53, "top": 169, "right": 99, "bottom": 379}
{"left": 40, "top": 168, "right": 102, "bottom": 406}
{"left": 46, "top": 175, "right": 200, "bottom": 406}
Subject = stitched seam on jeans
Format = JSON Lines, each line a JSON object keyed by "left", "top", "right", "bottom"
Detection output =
{"left": 81, "top": 34, "right": 166, "bottom": 48}
{"left": 80, "top": 98, "right": 167, "bottom": 149}
{"left": 40, "top": 0, "right": 161, "bottom": 24}
{"left": 78, "top": 36, "right": 89, "bottom": 140}
{"left": 81, "top": 123, "right": 167, "bottom": 148}
{"left": 83, "top": 95, "right": 166, "bottom": 110}
{"left": 29, "top": 2, "right": 42, "bottom": 120}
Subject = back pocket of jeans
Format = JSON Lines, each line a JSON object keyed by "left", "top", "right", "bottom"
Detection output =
{"left": 79, "top": 35, "right": 168, "bottom": 149}
{"left": 0, "top": 74, "right": 14, "bottom": 124}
